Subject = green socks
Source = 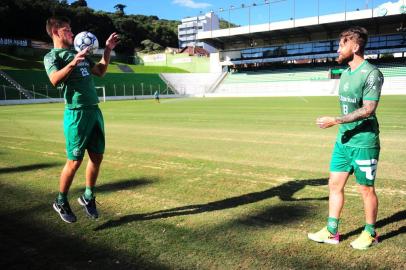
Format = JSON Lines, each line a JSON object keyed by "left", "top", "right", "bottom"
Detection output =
{"left": 365, "top": 223, "right": 376, "bottom": 237}
{"left": 57, "top": 187, "right": 95, "bottom": 204}
{"left": 84, "top": 186, "right": 95, "bottom": 200}
{"left": 326, "top": 218, "right": 375, "bottom": 236}
{"left": 57, "top": 192, "right": 68, "bottom": 204}
{"left": 327, "top": 217, "right": 339, "bottom": 234}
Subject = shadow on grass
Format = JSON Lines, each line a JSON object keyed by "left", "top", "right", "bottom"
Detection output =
{"left": 341, "top": 209, "right": 406, "bottom": 242}
{"left": 72, "top": 177, "right": 156, "bottom": 194}
{"left": 237, "top": 204, "right": 314, "bottom": 228}
{"left": 0, "top": 181, "right": 168, "bottom": 269}
{"left": 0, "top": 162, "right": 61, "bottom": 174}
{"left": 96, "top": 178, "right": 328, "bottom": 231}
{"left": 0, "top": 214, "right": 169, "bottom": 270}
{"left": 0, "top": 53, "right": 44, "bottom": 70}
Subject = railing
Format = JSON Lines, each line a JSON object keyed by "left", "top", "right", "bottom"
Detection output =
{"left": 0, "top": 82, "right": 178, "bottom": 104}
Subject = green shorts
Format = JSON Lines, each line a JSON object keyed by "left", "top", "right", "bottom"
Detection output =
{"left": 63, "top": 106, "right": 105, "bottom": 160}
{"left": 330, "top": 141, "right": 380, "bottom": 186}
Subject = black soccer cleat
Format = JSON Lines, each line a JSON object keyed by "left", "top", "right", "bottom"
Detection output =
{"left": 53, "top": 200, "right": 77, "bottom": 223}
{"left": 78, "top": 195, "right": 99, "bottom": 219}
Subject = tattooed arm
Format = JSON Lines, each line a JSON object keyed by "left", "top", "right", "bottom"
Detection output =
{"left": 316, "top": 100, "right": 378, "bottom": 129}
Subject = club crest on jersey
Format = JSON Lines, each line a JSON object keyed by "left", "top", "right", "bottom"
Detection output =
{"left": 366, "top": 75, "right": 376, "bottom": 89}
{"left": 343, "top": 82, "right": 350, "bottom": 92}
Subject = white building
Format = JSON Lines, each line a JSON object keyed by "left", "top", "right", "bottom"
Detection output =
{"left": 178, "top": 12, "right": 220, "bottom": 53}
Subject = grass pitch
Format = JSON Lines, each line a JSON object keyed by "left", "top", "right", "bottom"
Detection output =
{"left": 0, "top": 96, "right": 405, "bottom": 269}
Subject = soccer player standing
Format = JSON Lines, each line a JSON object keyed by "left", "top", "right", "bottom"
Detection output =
{"left": 308, "top": 27, "right": 384, "bottom": 249}
{"left": 154, "top": 90, "right": 160, "bottom": 103}
{"left": 44, "top": 16, "right": 119, "bottom": 223}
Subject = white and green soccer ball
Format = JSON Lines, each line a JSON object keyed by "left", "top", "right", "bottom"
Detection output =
{"left": 74, "top": 31, "right": 99, "bottom": 53}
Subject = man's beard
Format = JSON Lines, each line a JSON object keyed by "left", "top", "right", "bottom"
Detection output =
{"left": 337, "top": 53, "right": 354, "bottom": 65}
{"left": 62, "top": 38, "right": 73, "bottom": 48}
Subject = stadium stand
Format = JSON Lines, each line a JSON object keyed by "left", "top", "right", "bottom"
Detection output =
{"left": 223, "top": 67, "right": 329, "bottom": 84}
{"left": 0, "top": 70, "right": 33, "bottom": 99}
{"left": 1, "top": 1, "right": 405, "bottom": 102}
{"left": 0, "top": 69, "right": 175, "bottom": 101}
{"left": 94, "top": 73, "right": 174, "bottom": 96}
{"left": 195, "top": 0, "right": 406, "bottom": 97}
{"left": 117, "top": 64, "right": 134, "bottom": 73}
{"left": 378, "top": 61, "right": 406, "bottom": 77}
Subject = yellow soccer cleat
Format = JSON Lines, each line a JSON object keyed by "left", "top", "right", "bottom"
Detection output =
{"left": 308, "top": 227, "right": 340, "bottom": 244}
{"left": 350, "top": 230, "right": 379, "bottom": 250}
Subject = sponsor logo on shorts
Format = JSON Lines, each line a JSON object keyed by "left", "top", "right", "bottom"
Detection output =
{"left": 355, "top": 159, "right": 378, "bottom": 180}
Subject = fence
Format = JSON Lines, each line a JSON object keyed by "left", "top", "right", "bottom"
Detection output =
{"left": 0, "top": 82, "right": 177, "bottom": 102}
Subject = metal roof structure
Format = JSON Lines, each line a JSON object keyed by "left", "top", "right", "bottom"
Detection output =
{"left": 198, "top": 9, "right": 406, "bottom": 50}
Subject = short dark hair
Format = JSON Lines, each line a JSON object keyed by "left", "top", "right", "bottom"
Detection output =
{"left": 46, "top": 16, "right": 71, "bottom": 38}
{"left": 339, "top": 26, "right": 368, "bottom": 54}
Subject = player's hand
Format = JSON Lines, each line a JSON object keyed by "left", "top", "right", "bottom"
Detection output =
{"left": 316, "top": 116, "right": 338, "bottom": 129}
{"left": 106, "top": 32, "right": 120, "bottom": 50}
{"left": 71, "top": 47, "right": 90, "bottom": 66}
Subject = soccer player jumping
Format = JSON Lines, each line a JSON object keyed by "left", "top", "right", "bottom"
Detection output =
{"left": 44, "top": 17, "right": 119, "bottom": 223}
{"left": 308, "top": 26, "right": 384, "bottom": 249}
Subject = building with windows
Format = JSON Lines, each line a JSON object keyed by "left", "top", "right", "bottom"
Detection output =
{"left": 178, "top": 12, "right": 220, "bottom": 53}
{"left": 197, "top": 0, "right": 406, "bottom": 71}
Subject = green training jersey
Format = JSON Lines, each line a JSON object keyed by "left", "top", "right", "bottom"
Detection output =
{"left": 337, "top": 60, "right": 384, "bottom": 148}
{"left": 44, "top": 48, "right": 98, "bottom": 108}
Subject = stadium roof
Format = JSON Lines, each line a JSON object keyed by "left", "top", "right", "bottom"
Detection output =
{"left": 197, "top": 9, "right": 406, "bottom": 50}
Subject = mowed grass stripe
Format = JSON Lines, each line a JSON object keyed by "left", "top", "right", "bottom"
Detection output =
{"left": 0, "top": 96, "right": 405, "bottom": 269}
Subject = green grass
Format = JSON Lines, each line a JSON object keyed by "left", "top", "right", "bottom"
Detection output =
{"left": 0, "top": 52, "right": 189, "bottom": 74}
{"left": 0, "top": 52, "right": 44, "bottom": 70}
{"left": 108, "top": 62, "right": 189, "bottom": 74}
{"left": 0, "top": 96, "right": 405, "bottom": 269}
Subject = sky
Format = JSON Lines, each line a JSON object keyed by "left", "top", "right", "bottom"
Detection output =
{"left": 72, "top": 0, "right": 401, "bottom": 25}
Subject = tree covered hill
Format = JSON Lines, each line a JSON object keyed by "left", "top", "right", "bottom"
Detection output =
{"left": 0, "top": 0, "right": 180, "bottom": 54}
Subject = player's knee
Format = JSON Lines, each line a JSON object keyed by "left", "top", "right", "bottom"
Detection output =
{"left": 67, "top": 159, "right": 82, "bottom": 171}
{"left": 328, "top": 180, "right": 343, "bottom": 193}
{"left": 88, "top": 152, "right": 103, "bottom": 165}
{"left": 357, "top": 185, "right": 375, "bottom": 196}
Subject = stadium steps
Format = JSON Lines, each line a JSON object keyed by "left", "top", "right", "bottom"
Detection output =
{"left": 207, "top": 72, "right": 228, "bottom": 93}
{"left": 223, "top": 68, "right": 329, "bottom": 84}
{"left": 377, "top": 62, "right": 406, "bottom": 77}
{"left": 0, "top": 70, "right": 33, "bottom": 99}
{"left": 213, "top": 80, "right": 339, "bottom": 97}
{"left": 158, "top": 74, "right": 177, "bottom": 94}
{"left": 116, "top": 64, "right": 134, "bottom": 73}
{"left": 160, "top": 73, "right": 223, "bottom": 96}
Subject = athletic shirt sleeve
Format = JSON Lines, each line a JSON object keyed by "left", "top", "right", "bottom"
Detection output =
{"left": 363, "top": 69, "right": 384, "bottom": 101}
{"left": 44, "top": 51, "right": 59, "bottom": 76}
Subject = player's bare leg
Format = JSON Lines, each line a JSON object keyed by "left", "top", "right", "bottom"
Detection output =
{"left": 308, "top": 172, "right": 349, "bottom": 244}
{"left": 86, "top": 152, "right": 103, "bottom": 188}
{"left": 328, "top": 172, "right": 350, "bottom": 219}
{"left": 53, "top": 159, "right": 82, "bottom": 223}
{"left": 78, "top": 152, "right": 103, "bottom": 219}
{"left": 350, "top": 185, "right": 379, "bottom": 249}
{"left": 359, "top": 185, "right": 378, "bottom": 224}
{"left": 60, "top": 159, "right": 82, "bottom": 193}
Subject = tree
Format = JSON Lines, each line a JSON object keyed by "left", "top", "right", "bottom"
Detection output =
{"left": 71, "top": 0, "right": 87, "bottom": 7}
{"left": 141, "top": 39, "right": 163, "bottom": 53}
{"left": 0, "top": 0, "right": 180, "bottom": 55}
{"left": 114, "top": 4, "right": 126, "bottom": 16}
